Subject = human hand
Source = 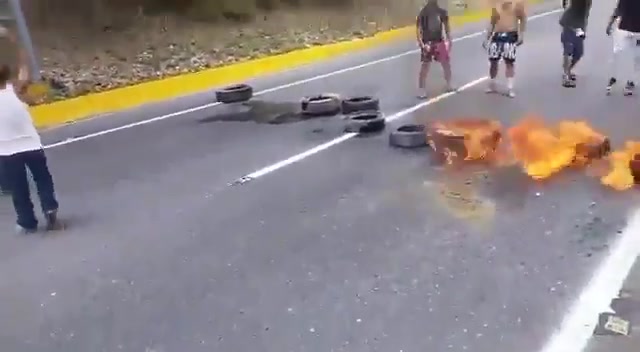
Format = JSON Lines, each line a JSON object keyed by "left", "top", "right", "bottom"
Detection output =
{"left": 0, "top": 26, "right": 17, "bottom": 43}
{"left": 606, "top": 24, "right": 613, "bottom": 36}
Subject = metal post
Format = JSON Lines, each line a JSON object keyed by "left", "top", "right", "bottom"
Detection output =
{"left": 8, "top": 0, "right": 40, "bottom": 80}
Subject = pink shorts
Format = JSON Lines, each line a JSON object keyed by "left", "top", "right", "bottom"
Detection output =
{"left": 421, "top": 41, "right": 450, "bottom": 63}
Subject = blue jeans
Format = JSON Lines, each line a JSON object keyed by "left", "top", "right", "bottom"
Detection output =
{"left": 561, "top": 27, "right": 584, "bottom": 63}
{"left": 0, "top": 157, "right": 10, "bottom": 192}
{"left": 3, "top": 149, "right": 59, "bottom": 229}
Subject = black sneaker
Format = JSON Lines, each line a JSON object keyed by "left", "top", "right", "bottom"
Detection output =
{"left": 624, "top": 81, "right": 635, "bottom": 96}
{"left": 562, "top": 74, "right": 576, "bottom": 87}
{"left": 44, "top": 210, "right": 64, "bottom": 231}
{"left": 569, "top": 73, "right": 577, "bottom": 81}
{"left": 606, "top": 77, "right": 617, "bottom": 95}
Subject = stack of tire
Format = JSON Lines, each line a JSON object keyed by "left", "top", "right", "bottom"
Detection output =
{"left": 341, "top": 96, "right": 385, "bottom": 134}
{"left": 300, "top": 94, "right": 341, "bottom": 117}
{"left": 298, "top": 94, "right": 385, "bottom": 134}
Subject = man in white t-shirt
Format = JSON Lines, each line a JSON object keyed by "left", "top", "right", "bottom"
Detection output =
{"left": 606, "top": 0, "right": 640, "bottom": 95}
{"left": 0, "top": 29, "right": 63, "bottom": 233}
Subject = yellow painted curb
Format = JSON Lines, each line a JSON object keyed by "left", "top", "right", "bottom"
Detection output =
{"left": 29, "top": 8, "right": 496, "bottom": 129}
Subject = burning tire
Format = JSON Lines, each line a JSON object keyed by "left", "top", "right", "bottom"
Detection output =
{"left": 344, "top": 111, "right": 385, "bottom": 133}
{"left": 575, "top": 138, "right": 611, "bottom": 161}
{"left": 216, "top": 84, "right": 253, "bottom": 104}
{"left": 426, "top": 119, "right": 502, "bottom": 164}
{"left": 341, "top": 96, "right": 380, "bottom": 114}
{"left": 389, "top": 124, "right": 428, "bottom": 148}
{"left": 301, "top": 94, "right": 341, "bottom": 117}
{"left": 630, "top": 154, "right": 640, "bottom": 184}
{"left": 427, "top": 126, "right": 467, "bottom": 164}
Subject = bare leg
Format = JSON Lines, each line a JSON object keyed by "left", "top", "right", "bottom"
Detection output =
{"left": 608, "top": 46, "right": 620, "bottom": 94}
{"left": 441, "top": 60, "right": 453, "bottom": 91}
{"left": 418, "top": 61, "right": 431, "bottom": 98}
{"left": 505, "top": 61, "right": 515, "bottom": 97}
{"left": 562, "top": 55, "right": 572, "bottom": 75}
{"left": 486, "top": 60, "right": 499, "bottom": 92}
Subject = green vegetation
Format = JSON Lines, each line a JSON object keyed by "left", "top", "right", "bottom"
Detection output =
{"left": 6, "top": 0, "right": 486, "bottom": 103}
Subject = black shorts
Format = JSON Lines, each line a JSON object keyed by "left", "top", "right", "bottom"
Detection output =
{"left": 488, "top": 31, "right": 518, "bottom": 63}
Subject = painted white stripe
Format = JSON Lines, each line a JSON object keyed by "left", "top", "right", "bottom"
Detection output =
{"left": 539, "top": 208, "right": 640, "bottom": 352}
{"left": 238, "top": 76, "right": 487, "bottom": 181}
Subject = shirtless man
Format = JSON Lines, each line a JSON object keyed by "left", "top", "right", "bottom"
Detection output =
{"left": 483, "top": 0, "right": 526, "bottom": 97}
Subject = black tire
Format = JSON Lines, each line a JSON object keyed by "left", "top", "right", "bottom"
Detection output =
{"left": 216, "top": 84, "right": 253, "bottom": 104}
{"left": 341, "top": 96, "right": 380, "bottom": 114}
{"left": 631, "top": 154, "right": 640, "bottom": 184}
{"left": 301, "top": 95, "right": 341, "bottom": 117}
{"left": 344, "top": 110, "right": 385, "bottom": 133}
{"left": 389, "top": 124, "right": 428, "bottom": 148}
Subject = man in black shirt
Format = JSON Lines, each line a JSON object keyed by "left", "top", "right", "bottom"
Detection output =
{"left": 559, "top": 0, "right": 591, "bottom": 87}
{"left": 416, "top": 0, "right": 453, "bottom": 99}
{"left": 606, "top": 0, "right": 640, "bottom": 95}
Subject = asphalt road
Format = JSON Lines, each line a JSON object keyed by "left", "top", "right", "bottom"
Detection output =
{"left": 1, "top": 1, "right": 639, "bottom": 351}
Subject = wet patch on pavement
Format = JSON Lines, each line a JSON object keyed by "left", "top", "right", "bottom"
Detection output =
{"left": 198, "top": 100, "right": 342, "bottom": 125}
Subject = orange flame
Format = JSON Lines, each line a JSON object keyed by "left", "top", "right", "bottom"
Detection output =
{"left": 431, "top": 119, "right": 502, "bottom": 163}
{"left": 429, "top": 116, "right": 634, "bottom": 190}
{"left": 507, "top": 116, "right": 575, "bottom": 179}
{"left": 601, "top": 142, "right": 640, "bottom": 191}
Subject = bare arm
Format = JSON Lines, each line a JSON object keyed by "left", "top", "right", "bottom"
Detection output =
{"left": 516, "top": 2, "right": 527, "bottom": 37}
{"left": 416, "top": 16, "right": 424, "bottom": 47}
{"left": 7, "top": 31, "right": 31, "bottom": 96}
{"left": 442, "top": 10, "right": 451, "bottom": 42}
{"left": 607, "top": 0, "right": 621, "bottom": 34}
{"left": 584, "top": 0, "right": 592, "bottom": 29}
{"left": 607, "top": 0, "right": 621, "bottom": 28}
{"left": 486, "top": 8, "right": 498, "bottom": 40}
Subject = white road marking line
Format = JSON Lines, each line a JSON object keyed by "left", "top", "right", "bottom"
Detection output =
{"left": 43, "top": 8, "right": 562, "bottom": 150}
{"left": 238, "top": 76, "right": 487, "bottom": 181}
{"left": 539, "top": 208, "right": 640, "bottom": 352}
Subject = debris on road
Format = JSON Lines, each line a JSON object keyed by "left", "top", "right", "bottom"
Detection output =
{"left": 594, "top": 313, "right": 631, "bottom": 336}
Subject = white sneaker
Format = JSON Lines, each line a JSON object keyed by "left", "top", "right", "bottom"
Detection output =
{"left": 506, "top": 89, "right": 515, "bottom": 98}
{"left": 485, "top": 81, "right": 497, "bottom": 93}
{"left": 15, "top": 225, "right": 37, "bottom": 234}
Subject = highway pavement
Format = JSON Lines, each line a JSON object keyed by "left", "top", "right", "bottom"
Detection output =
{"left": 2, "top": 1, "right": 640, "bottom": 351}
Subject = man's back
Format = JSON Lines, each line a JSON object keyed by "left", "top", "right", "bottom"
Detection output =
{"left": 0, "top": 85, "right": 41, "bottom": 156}
{"left": 559, "top": 0, "right": 592, "bottom": 30}
{"left": 417, "top": 2, "right": 447, "bottom": 42}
